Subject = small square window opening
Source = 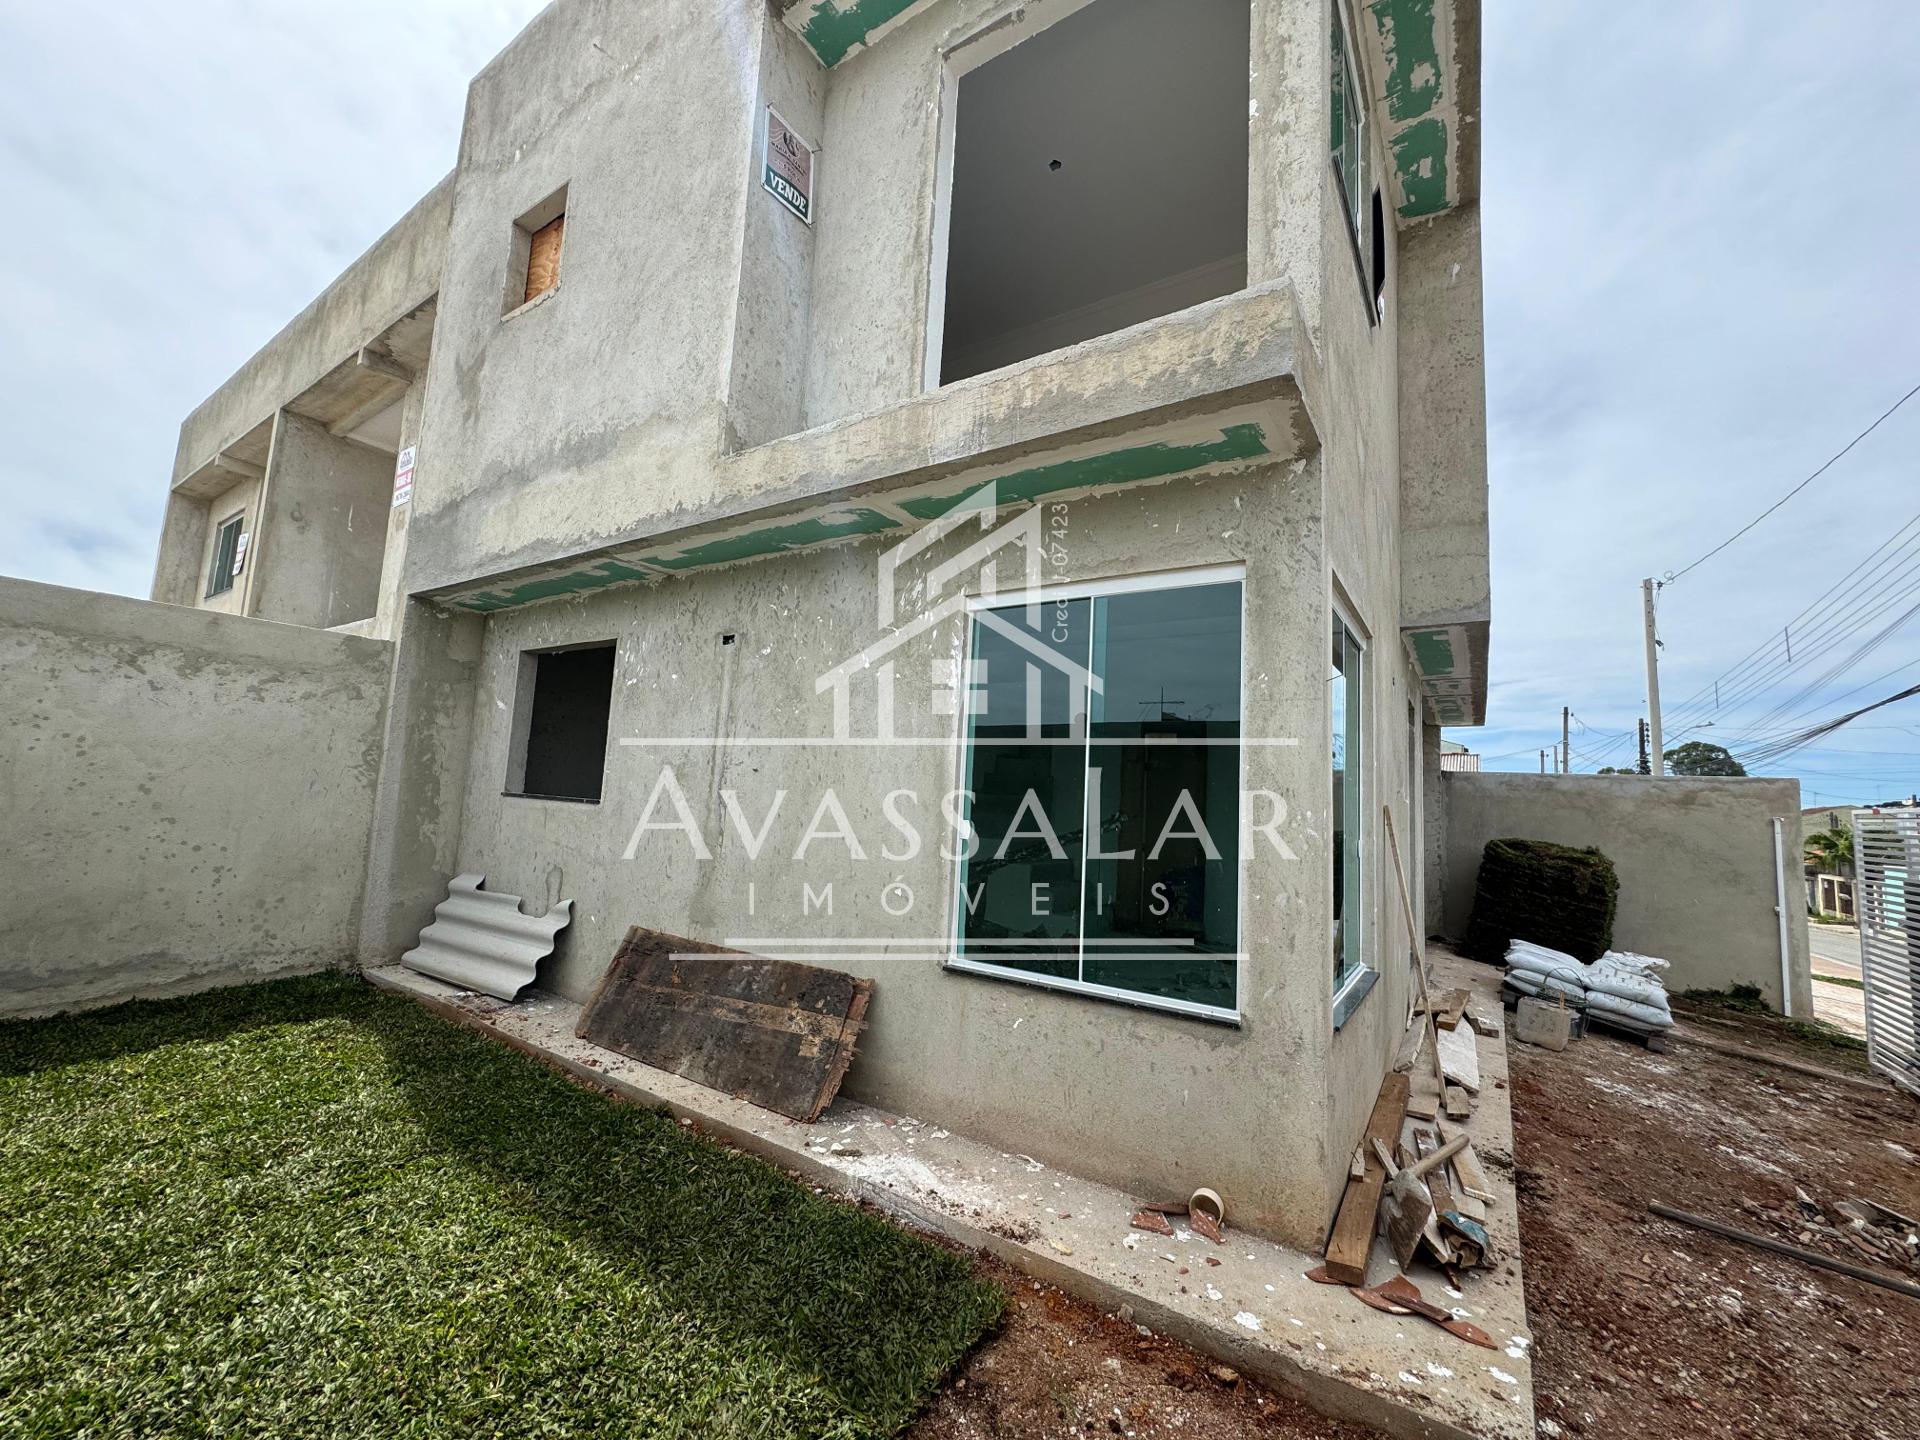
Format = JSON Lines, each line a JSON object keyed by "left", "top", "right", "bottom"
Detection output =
{"left": 505, "top": 186, "right": 568, "bottom": 316}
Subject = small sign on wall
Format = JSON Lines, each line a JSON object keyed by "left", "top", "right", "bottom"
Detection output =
{"left": 392, "top": 445, "right": 417, "bottom": 508}
{"left": 762, "top": 107, "right": 815, "bottom": 225}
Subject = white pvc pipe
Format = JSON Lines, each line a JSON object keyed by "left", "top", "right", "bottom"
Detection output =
{"left": 1771, "top": 817, "right": 1793, "bottom": 1017}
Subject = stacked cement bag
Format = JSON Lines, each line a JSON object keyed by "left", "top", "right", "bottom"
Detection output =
{"left": 1503, "top": 939, "right": 1675, "bottom": 1038}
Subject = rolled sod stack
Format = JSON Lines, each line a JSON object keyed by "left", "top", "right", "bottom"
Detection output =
{"left": 1463, "top": 837, "right": 1619, "bottom": 964}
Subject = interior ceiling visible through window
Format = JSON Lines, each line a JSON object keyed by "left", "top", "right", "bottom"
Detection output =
{"left": 940, "top": 0, "right": 1251, "bottom": 384}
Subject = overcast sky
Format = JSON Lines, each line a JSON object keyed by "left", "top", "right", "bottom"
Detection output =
{"left": 2, "top": 1, "right": 1916, "bottom": 807}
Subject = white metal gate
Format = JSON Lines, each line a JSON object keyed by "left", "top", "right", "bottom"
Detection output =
{"left": 1853, "top": 808, "right": 1920, "bottom": 1096}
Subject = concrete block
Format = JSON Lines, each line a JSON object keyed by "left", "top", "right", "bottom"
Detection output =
{"left": 1513, "top": 996, "right": 1572, "bottom": 1051}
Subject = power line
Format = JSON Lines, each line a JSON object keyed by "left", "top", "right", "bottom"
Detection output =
{"left": 1661, "top": 510, "right": 1920, "bottom": 731}
{"left": 1735, "top": 680, "right": 1920, "bottom": 770}
{"left": 1664, "top": 379, "right": 1920, "bottom": 585}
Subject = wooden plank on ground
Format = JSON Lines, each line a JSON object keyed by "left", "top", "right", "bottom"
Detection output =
{"left": 1426, "top": 988, "right": 1471, "bottom": 1030}
{"left": 1438, "top": 1119, "right": 1497, "bottom": 1203}
{"left": 1323, "top": 1070, "right": 1411, "bottom": 1286}
{"left": 1436, "top": 1018, "right": 1482, "bottom": 1094}
{"left": 576, "top": 926, "right": 871, "bottom": 1122}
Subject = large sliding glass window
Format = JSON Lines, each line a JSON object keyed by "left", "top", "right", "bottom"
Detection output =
{"left": 1331, "top": 609, "right": 1367, "bottom": 993}
{"left": 954, "top": 570, "right": 1243, "bottom": 1019}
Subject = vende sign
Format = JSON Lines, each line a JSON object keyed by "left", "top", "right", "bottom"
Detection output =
{"left": 391, "top": 445, "right": 416, "bottom": 508}
{"left": 762, "top": 107, "right": 815, "bottom": 225}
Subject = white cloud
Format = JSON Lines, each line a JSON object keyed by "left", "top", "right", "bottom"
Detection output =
{"left": 1472, "top": 0, "right": 1920, "bottom": 801}
{"left": 0, "top": 0, "right": 546, "bottom": 595}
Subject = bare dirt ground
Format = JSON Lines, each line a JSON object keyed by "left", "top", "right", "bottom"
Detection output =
{"left": 1510, "top": 995, "right": 1920, "bottom": 1440}
{"left": 895, "top": 979, "right": 1920, "bottom": 1440}
{"left": 906, "top": 1255, "right": 1381, "bottom": 1440}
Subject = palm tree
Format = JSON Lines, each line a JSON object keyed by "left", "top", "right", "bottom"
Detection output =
{"left": 1804, "top": 826, "right": 1853, "bottom": 876}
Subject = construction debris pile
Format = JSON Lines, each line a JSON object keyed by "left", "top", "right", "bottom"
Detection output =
{"left": 1500, "top": 939, "right": 1676, "bottom": 1044}
{"left": 1313, "top": 975, "right": 1508, "bottom": 1348}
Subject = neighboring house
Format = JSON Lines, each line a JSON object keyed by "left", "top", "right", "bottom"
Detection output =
{"left": 1800, "top": 804, "right": 1850, "bottom": 863}
{"left": 1803, "top": 798, "right": 1920, "bottom": 918}
{"left": 1439, "top": 739, "right": 1481, "bottom": 772}
{"left": 132, "top": 0, "right": 1489, "bottom": 1251}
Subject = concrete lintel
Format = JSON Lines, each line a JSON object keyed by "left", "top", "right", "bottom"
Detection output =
{"left": 173, "top": 450, "right": 267, "bottom": 499}
{"left": 365, "top": 959, "right": 1534, "bottom": 1440}
{"left": 413, "top": 281, "right": 1316, "bottom": 608}
{"left": 326, "top": 376, "right": 412, "bottom": 441}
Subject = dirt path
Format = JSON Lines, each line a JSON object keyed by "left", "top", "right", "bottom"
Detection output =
{"left": 1509, "top": 998, "right": 1920, "bottom": 1439}
{"left": 905, "top": 1255, "right": 1381, "bottom": 1440}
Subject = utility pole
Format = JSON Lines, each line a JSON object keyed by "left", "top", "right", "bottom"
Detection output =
{"left": 1539, "top": 749, "right": 1548, "bottom": 773}
{"left": 1562, "top": 706, "right": 1571, "bottom": 773}
{"left": 1642, "top": 578, "right": 1664, "bottom": 776}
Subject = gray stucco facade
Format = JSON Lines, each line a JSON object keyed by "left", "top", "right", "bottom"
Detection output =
{"left": 101, "top": 0, "right": 1491, "bottom": 1251}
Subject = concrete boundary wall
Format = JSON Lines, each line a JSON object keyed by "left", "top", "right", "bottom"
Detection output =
{"left": 0, "top": 578, "right": 393, "bottom": 1018}
{"left": 1440, "top": 772, "right": 1812, "bottom": 1014}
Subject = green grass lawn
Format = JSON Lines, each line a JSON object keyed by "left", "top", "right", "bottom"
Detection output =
{"left": 0, "top": 974, "right": 1002, "bottom": 1439}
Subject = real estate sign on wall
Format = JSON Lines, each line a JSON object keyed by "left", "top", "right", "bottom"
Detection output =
{"left": 392, "top": 446, "right": 417, "bottom": 508}
{"left": 762, "top": 107, "right": 814, "bottom": 224}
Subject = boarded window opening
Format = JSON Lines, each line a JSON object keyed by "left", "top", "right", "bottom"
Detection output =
{"left": 505, "top": 186, "right": 568, "bottom": 316}
{"left": 507, "top": 643, "right": 615, "bottom": 803}
{"left": 205, "top": 512, "right": 244, "bottom": 598}
{"left": 525, "top": 216, "right": 564, "bottom": 304}
{"left": 937, "top": 0, "right": 1250, "bottom": 385}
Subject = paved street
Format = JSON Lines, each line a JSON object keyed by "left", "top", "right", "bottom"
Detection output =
{"left": 1808, "top": 922, "right": 1866, "bottom": 1037}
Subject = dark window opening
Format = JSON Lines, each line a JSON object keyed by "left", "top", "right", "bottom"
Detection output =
{"left": 1370, "top": 187, "right": 1388, "bottom": 319}
{"left": 508, "top": 644, "right": 615, "bottom": 803}
{"left": 938, "top": 0, "right": 1250, "bottom": 385}
{"left": 205, "top": 512, "right": 244, "bottom": 598}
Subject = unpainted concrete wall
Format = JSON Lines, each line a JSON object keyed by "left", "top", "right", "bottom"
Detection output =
{"left": 403, "top": 0, "right": 1337, "bottom": 600}
{"left": 251, "top": 412, "right": 393, "bottom": 630}
{"left": 436, "top": 462, "right": 1349, "bottom": 1250}
{"left": 1440, "top": 772, "right": 1813, "bottom": 1015}
{"left": 0, "top": 578, "right": 393, "bottom": 1018}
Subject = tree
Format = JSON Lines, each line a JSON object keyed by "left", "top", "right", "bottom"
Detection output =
{"left": 1596, "top": 766, "right": 1637, "bottom": 775}
{"left": 1663, "top": 741, "right": 1747, "bottom": 777}
{"left": 1805, "top": 826, "right": 1853, "bottom": 874}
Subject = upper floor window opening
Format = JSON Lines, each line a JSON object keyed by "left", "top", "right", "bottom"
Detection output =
{"left": 1331, "top": 3, "right": 1369, "bottom": 247}
{"left": 932, "top": 0, "right": 1251, "bottom": 387}
{"left": 505, "top": 186, "right": 568, "bottom": 317}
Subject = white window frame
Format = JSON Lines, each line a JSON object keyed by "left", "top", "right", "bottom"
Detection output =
{"left": 1331, "top": 592, "right": 1376, "bottom": 1025}
{"left": 205, "top": 510, "right": 245, "bottom": 598}
{"left": 944, "top": 561, "right": 1248, "bottom": 1025}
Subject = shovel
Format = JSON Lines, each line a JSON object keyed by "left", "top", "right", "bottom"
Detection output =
{"left": 1373, "top": 1134, "right": 1467, "bottom": 1270}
